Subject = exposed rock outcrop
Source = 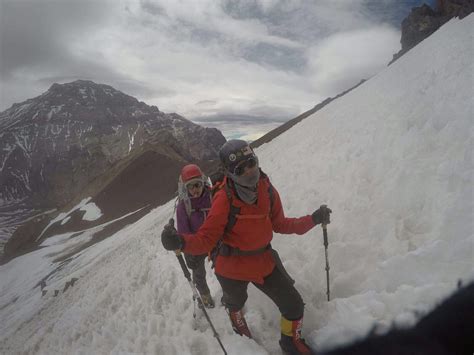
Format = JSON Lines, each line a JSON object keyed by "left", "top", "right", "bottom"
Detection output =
{"left": 391, "top": 0, "right": 473, "bottom": 63}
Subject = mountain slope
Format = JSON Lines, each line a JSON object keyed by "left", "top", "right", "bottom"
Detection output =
{"left": 0, "top": 80, "right": 225, "bottom": 255}
{"left": 251, "top": 80, "right": 365, "bottom": 148}
{"left": 0, "top": 15, "right": 472, "bottom": 355}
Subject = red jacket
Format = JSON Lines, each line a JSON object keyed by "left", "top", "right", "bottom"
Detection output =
{"left": 182, "top": 175, "right": 315, "bottom": 283}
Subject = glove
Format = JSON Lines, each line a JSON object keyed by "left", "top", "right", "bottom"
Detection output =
{"left": 312, "top": 205, "right": 332, "bottom": 225}
{"left": 161, "top": 220, "right": 184, "bottom": 251}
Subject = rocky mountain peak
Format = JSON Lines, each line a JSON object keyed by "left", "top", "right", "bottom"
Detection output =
{"left": 43, "top": 80, "right": 145, "bottom": 112}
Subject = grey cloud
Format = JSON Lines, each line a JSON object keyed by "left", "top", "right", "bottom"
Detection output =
{"left": 222, "top": 1, "right": 366, "bottom": 43}
{"left": 139, "top": 1, "right": 224, "bottom": 45}
{"left": 0, "top": 0, "right": 154, "bottom": 110}
{"left": 221, "top": 0, "right": 266, "bottom": 21}
{"left": 0, "top": 0, "right": 114, "bottom": 78}
{"left": 241, "top": 43, "right": 306, "bottom": 72}
{"left": 140, "top": 0, "right": 166, "bottom": 16}
{"left": 196, "top": 100, "right": 218, "bottom": 106}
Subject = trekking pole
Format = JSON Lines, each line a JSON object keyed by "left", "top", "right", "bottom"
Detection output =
{"left": 322, "top": 222, "right": 330, "bottom": 301}
{"left": 169, "top": 219, "right": 227, "bottom": 355}
{"left": 169, "top": 199, "right": 198, "bottom": 329}
{"left": 171, "top": 195, "right": 179, "bottom": 220}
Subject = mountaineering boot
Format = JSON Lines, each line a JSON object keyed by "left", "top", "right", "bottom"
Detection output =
{"left": 198, "top": 293, "right": 215, "bottom": 309}
{"left": 279, "top": 316, "right": 314, "bottom": 354}
{"left": 228, "top": 309, "right": 252, "bottom": 338}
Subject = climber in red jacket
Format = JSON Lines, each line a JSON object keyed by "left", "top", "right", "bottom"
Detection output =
{"left": 162, "top": 139, "right": 331, "bottom": 355}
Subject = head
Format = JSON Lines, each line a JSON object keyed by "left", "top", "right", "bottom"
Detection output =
{"left": 219, "top": 139, "right": 260, "bottom": 187}
{"left": 180, "top": 164, "right": 205, "bottom": 198}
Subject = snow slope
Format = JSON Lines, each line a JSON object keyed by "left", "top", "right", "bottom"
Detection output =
{"left": 1, "top": 15, "right": 473, "bottom": 354}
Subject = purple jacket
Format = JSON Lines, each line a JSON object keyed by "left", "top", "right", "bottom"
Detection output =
{"left": 176, "top": 188, "right": 212, "bottom": 234}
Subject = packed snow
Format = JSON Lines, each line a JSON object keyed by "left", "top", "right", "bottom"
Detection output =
{"left": 79, "top": 202, "right": 103, "bottom": 222}
{"left": 35, "top": 198, "right": 103, "bottom": 241}
{"left": 0, "top": 15, "right": 473, "bottom": 354}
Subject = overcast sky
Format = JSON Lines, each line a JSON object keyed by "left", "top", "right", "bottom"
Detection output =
{"left": 0, "top": 0, "right": 433, "bottom": 140}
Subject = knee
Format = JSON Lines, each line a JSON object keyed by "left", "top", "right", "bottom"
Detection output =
{"left": 217, "top": 275, "right": 249, "bottom": 312}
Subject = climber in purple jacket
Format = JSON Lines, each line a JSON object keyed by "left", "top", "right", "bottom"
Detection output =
{"left": 176, "top": 164, "right": 215, "bottom": 308}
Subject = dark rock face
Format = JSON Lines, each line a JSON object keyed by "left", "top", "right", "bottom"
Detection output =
{"left": 390, "top": 1, "right": 473, "bottom": 63}
{"left": 400, "top": 5, "right": 443, "bottom": 52}
{"left": 438, "top": 0, "right": 474, "bottom": 18}
{"left": 0, "top": 80, "right": 225, "bottom": 207}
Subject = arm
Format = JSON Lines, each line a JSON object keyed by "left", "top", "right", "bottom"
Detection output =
{"left": 176, "top": 201, "right": 192, "bottom": 235}
{"left": 271, "top": 187, "right": 315, "bottom": 235}
{"left": 182, "top": 190, "right": 230, "bottom": 255}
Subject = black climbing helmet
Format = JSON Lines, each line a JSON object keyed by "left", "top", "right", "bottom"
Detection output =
{"left": 219, "top": 139, "right": 258, "bottom": 174}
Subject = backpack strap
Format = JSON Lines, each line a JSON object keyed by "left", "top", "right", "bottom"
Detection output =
{"left": 223, "top": 181, "right": 240, "bottom": 235}
{"left": 268, "top": 181, "right": 274, "bottom": 216}
{"left": 259, "top": 169, "right": 275, "bottom": 215}
{"left": 268, "top": 179, "right": 275, "bottom": 218}
{"left": 210, "top": 177, "right": 240, "bottom": 268}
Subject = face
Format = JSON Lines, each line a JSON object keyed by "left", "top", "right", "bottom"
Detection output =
{"left": 186, "top": 180, "right": 204, "bottom": 198}
{"left": 228, "top": 156, "right": 260, "bottom": 188}
{"left": 233, "top": 156, "right": 258, "bottom": 176}
{"left": 241, "top": 161, "right": 258, "bottom": 177}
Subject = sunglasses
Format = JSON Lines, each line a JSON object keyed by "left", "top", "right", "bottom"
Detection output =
{"left": 233, "top": 157, "right": 258, "bottom": 176}
{"left": 186, "top": 181, "right": 203, "bottom": 190}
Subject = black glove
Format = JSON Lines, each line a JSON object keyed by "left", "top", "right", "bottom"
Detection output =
{"left": 312, "top": 205, "right": 332, "bottom": 225}
{"left": 161, "top": 220, "right": 184, "bottom": 251}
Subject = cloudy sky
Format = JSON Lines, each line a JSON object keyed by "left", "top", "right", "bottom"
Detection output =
{"left": 0, "top": 0, "right": 433, "bottom": 140}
